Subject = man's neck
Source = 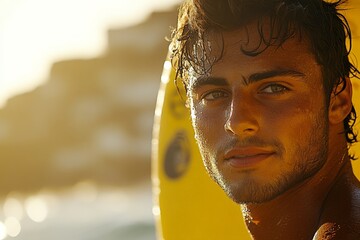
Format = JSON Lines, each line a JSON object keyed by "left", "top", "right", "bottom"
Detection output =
{"left": 240, "top": 152, "right": 352, "bottom": 240}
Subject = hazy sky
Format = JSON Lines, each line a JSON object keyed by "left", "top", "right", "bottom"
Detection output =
{"left": 0, "top": 0, "right": 181, "bottom": 107}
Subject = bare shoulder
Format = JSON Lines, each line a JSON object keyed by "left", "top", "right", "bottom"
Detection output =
{"left": 313, "top": 222, "right": 360, "bottom": 240}
{"left": 314, "top": 177, "right": 360, "bottom": 240}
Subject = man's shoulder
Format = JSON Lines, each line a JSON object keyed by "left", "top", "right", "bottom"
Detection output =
{"left": 314, "top": 176, "right": 360, "bottom": 239}
{"left": 313, "top": 222, "right": 360, "bottom": 240}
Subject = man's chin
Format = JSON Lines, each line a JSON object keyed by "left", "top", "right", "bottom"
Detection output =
{"left": 225, "top": 190, "right": 281, "bottom": 205}
{"left": 208, "top": 167, "right": 291, "bottom": 204}
{"left": 219, "top": 180, "right": 287, "bottom": 205}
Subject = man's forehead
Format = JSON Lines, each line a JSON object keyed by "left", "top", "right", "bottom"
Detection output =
{"left": 206, "top": 21, "right": 305, "bottom": 57}
{"left": 188, "top": 31, "right": 316, "bottom": 90}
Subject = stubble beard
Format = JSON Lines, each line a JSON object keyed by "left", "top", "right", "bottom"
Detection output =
{"left": 195, "top": 112, "right": 329, "bottom": 204}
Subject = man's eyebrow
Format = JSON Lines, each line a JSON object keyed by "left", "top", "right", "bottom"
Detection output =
{"left": 247, "top": 69, "right": 305, "bottom": 84}
{"left": 190, "top": 69, "right": 305, "bottom": 90}
{"left": 190, "top": 76, "right": 228, "bottom": 90}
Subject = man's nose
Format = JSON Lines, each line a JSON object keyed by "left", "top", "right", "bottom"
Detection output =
{"left": 224, "top": 97, "right": 260, "bottom": 136}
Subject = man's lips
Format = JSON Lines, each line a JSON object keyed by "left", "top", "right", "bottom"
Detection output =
{"left": 224, "top": 148, "right": 275, "bottom": 168}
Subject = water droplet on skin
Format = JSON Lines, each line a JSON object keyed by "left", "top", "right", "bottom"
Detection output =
{"left": 241, "top": 205, "right": 260, "bottom": 225}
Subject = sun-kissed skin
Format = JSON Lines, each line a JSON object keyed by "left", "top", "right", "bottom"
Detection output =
{"left": 188, "top": 26, "right": 360, "bottom": 239}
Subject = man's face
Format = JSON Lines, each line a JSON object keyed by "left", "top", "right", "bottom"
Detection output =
{"left": 188, "top": 27, "right": 329, "bottom": 204}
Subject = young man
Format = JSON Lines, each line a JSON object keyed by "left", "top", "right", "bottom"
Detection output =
{"left": 171, "top": 0, "right": 360, "bottom": 239}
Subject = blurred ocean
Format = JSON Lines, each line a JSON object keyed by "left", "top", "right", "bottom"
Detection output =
{"left": 0, "top": 182, "right": 156, "bottom": 240}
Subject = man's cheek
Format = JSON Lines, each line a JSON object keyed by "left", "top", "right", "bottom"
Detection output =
{"left": 191, "top": 108, "right": 205, "bottom": 138}
{"left": 192, "top": 119, "right": 212, "bottom": 151}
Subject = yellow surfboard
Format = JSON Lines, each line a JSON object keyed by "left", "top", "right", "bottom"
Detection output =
{"left": 152, "top": 3, "right": 360, "bottom": 239}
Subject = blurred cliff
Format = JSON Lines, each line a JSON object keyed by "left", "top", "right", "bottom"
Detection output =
{"left": 0, "top": 8, "right": 177, "bottom": 195}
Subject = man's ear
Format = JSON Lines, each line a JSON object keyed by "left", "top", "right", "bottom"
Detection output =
{"left": 328, "top": 77, "right": 353, "bottom": 125}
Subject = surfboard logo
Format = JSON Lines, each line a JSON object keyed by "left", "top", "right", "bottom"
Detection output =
{"left": 164, "top": 130, "right": 191, "bottom": 179}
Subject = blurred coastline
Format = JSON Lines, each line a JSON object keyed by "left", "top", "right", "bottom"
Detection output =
{"left": 0, "top": 6, "right": 177, "bottom": 240}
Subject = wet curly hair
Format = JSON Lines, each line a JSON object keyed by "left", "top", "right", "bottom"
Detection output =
{"left": 171, "top": 0, "right": 359, "bottom": 147}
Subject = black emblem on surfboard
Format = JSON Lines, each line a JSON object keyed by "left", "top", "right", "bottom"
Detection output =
{"left": 164, "top": 131, "right": 191, "bottom": 179}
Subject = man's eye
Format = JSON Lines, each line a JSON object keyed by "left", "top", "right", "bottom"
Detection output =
{"left": 202, "top": 91, "right": 229, "bottom": 101}
{"left": 260, "top": 84, "right": 288, "bottom": 94}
